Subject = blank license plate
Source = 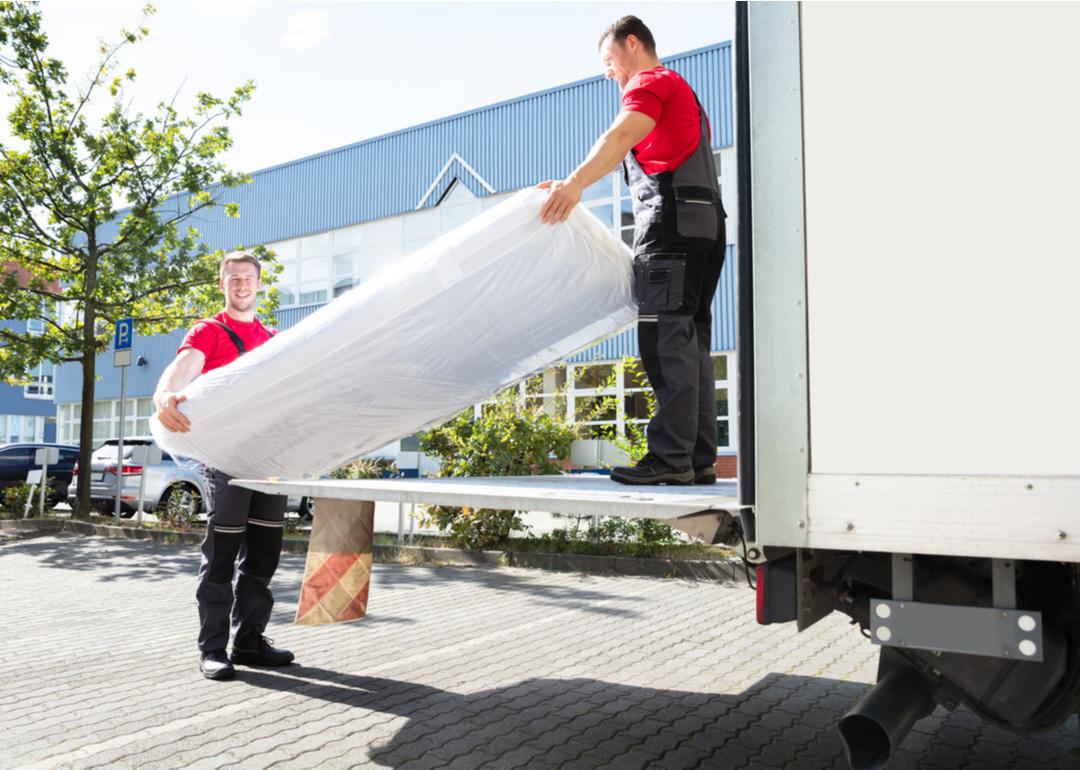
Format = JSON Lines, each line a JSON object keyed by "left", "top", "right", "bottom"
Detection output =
{"left": 92, "top": 473, "right": 105, "bottom": 482}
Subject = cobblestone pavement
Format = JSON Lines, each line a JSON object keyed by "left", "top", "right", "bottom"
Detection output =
{"left": 1, "top": 535, "right": 1077, "bottom": 769}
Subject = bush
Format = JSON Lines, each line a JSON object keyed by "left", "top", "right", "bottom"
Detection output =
{"left": 0, "top": 480, "right": 61, "bottom": 519}
{"left": 418, "top": 390, "right": 577, "bottom": 550}
{"left": 0, "top": 484, "right": 33, "bottom": 519}
{"left": 533, "top": 517, "right": 684, "bottom": 557}
{"left": 583, "top": 356, "right": 655, "bottom": 464}
{"left": 331, "top": 457, "right": 400, "bottom": 480}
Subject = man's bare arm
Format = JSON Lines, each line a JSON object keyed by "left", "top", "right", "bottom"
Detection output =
{"left": 539, "top": 110, "right": 656, "bottom": 224}
{"left": 153, "top": 348, "right": 205, "bottom": 433}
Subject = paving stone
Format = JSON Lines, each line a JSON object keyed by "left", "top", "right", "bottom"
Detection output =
{"left": 0, "top": 534, "right": 1073, "bottom": 770}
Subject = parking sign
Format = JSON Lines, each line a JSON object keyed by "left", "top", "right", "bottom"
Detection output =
{"left": 114, "top": 318, "right": 133, "bottom": 368}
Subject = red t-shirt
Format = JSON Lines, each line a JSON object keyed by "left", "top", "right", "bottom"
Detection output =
{"left": 621, "top": 66, "right": 707, "bottom": 175}
{"left": 178, "top": 311, "right": 276, "bottom": 374}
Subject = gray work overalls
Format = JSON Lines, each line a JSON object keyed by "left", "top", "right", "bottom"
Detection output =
{"left": 623, "top": 85, "right": 727, "bottom": 471}
{"left": 194, "top": 320, "right": 287, "bottom": 652}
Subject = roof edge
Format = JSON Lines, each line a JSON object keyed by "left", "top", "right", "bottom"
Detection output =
{"left": 243, "top": 41, "right": 732, "bottom": 179}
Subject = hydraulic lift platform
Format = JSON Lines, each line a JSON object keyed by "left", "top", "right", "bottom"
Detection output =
{"left": 233, "top": 474, "right": 739, "bottom": 523}
{"left": 230, "top": 475, "right": 744, "bottom": 625}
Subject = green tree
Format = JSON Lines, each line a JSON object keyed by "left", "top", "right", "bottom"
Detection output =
{"left": 0, "top": 2, "right": 270, "bottom": 514}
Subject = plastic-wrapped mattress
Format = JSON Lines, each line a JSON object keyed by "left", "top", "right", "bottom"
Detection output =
{"left": 151, "top": 189, "right": 636, "bottom": 479}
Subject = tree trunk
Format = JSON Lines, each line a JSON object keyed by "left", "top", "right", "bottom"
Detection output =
{"left": 75, "top": 236, "right": 98, "bottom": 518}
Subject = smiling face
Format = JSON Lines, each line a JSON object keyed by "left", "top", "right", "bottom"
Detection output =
{"left": 601, "top": 33, "right": 657, "bottom": 91}
{"left": 221, "top": 260, "right": 261, "bottom": 315}
{"left": 600, "top": 34, "right": 636, "bottom": 90}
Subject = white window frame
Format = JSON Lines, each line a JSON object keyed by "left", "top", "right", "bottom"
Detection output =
{"left": 24, "top": 361, "right": 54, "bottom": 400}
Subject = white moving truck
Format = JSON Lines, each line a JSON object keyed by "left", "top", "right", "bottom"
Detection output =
{"left": 743, "top": 2, "right": 1080, "bottom": 767}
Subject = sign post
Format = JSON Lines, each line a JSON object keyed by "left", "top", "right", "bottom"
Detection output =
{"left": 22, "top": 469, "right": 41, "bottom": 519}
{"left": 113, "top": 318, "right": 133, "bottom": 522}
{"left": 130, "top": 444, "right": 162, "bottom": 525}
{"left": 34, "top": 447, "right": 59, "bottom": 518}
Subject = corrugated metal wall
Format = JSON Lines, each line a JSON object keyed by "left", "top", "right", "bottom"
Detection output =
{"left": 57, "top": 42, "right": 735, "bottom": 404}
{"left": 96, "top": 44, "right": 732, "bottom": 250}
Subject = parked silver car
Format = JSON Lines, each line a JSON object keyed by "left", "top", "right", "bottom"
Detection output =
{"left": 68, "top": 437, "right": 208, "bottom": 519}
{"left": 67, "top": 436, "right": 314, "bottom": 521}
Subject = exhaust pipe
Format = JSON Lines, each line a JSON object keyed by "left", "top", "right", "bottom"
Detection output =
{"left": 838, "top": 664, "right": 935, "bottom": 769}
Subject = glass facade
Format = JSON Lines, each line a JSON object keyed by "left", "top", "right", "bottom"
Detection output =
{"left": 486, "top": 353, "right": 735, "bottom": 453}
{"left": 57, "top": 397, "right": 154, "bottom": 445}
{"left": 0, "top": 414, "right": 45, "bottom": 444}
{"left": 268, "top": 179, "right": 507, "bottom": 310}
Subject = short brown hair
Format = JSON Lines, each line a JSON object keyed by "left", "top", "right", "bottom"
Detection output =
{"left": 599, "top": 15, "right": 656, "bottom": 54}
{"left": 219, "top": 250, "right": 261, "bottom": 281}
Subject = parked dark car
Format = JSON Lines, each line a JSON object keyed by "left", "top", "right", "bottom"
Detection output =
{"left": 0, "top": 442, "right": 79, "bottom": 507}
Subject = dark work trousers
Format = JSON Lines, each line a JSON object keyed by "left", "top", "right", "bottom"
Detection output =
{"left": 637, "top": 229, "right": 727, "bottom": 471}
{"left": 196, "top": 468, "right": 287, "bottom": 652}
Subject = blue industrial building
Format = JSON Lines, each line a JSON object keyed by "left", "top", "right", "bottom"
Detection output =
{"left": 0, "top": 318, "right": 57, "bottom": 444}
{"left": 53, "top": 42, "right": 739, "bottom": 472}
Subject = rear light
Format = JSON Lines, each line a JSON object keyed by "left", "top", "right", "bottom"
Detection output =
{"left": 104, "top": 464, "right": 144, "bottom": 475}
{"left": 72, "top": 464, "right": 78, "bottom": 476}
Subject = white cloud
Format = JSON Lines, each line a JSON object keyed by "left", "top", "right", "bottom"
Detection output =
{"left": 282, "top": 9, "right": 331, "bottom": 51}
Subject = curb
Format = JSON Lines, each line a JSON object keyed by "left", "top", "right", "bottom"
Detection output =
{"left": 1, "top": 518, "right": 745, "bottom": 583}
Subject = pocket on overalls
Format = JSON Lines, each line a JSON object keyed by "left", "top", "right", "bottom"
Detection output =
{"left": 633, "top": 254, "right": 687, "bottom": 314}
{"left": 674, "top": 189, "right": 719, "bottom": 240}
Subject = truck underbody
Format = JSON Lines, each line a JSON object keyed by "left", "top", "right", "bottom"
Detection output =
{"left": 772, "top": 548, "right": 1080, "bottom": 767}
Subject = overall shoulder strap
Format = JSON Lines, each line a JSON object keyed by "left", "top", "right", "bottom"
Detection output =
{"left": 208, "top": 319, "right": 248, "bottom": 355}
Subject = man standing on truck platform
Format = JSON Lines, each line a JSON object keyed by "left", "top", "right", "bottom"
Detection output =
{"left": 153, "top": 250, "right": 295, "bottom": 680}
{"left": 541, "top": 16, "right": 727, "bottom": 486}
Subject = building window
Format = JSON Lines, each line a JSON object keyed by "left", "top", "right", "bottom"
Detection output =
{"left": 24, "top": 362, "right": 54, "bottom": 400}
{"left": 713, "top": 353, "right": 735, "bottom": 451}
{"left": 57, "top": 397, "right": 154, "bottom": 445}
{"left": 0, "top": 414, "right": 45, "bottom": 445}
{"left": 480, "top": 352, "right": 735, "bottom": 458}
{"left": 57, "top": 403, "right": 81, "bottom": 444}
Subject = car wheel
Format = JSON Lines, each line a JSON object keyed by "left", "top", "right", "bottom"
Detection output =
{"left": 299, "top": 496, "right": 315, "bottom": 521}
{"left": 161, "top": 483, "right": 201, "bottom": 523}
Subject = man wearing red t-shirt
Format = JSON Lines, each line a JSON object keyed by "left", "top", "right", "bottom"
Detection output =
{"left": 541, "top": 15, "right": 727, "bottom": 486}
{"left": 154, "top": 251, "right": 294, "bottom": 680}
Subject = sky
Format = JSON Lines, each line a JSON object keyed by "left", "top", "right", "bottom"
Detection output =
{"left": 31, "top": 0, "right": 735, "bottom": 175}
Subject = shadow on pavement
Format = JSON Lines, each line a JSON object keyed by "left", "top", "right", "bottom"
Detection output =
{"left": 0, "top": 533, "right": 201, "bottom": 582}
{"left": 235, "top": 666, "right": 1079, "bottom": 769}
{"left": 1, "top": 535, "right": 651, "bottom": 619}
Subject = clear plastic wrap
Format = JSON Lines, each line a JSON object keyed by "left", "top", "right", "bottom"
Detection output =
{"left": 151, "top": 189, "right": 636, "bottom": 479}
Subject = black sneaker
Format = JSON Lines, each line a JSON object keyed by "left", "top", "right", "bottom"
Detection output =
{"left": 230, "top": 634, "right": 295, "bottom": 667}
{"left": 694, "top": 466, "right": 717, "bottom": 485}
{"left": 199, "top": 649, "right": 235, "bottom": 680}
{"left": 610, "top": 453, "right": 693, "bottom": 486}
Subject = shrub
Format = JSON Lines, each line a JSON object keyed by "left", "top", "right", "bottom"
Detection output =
{"left": 583, "top": 356, "right": 655, "bottom": 463}
{"left": 418, "top": 390, "right": 577, "bottom": 550}
{"left": 1, "top": 484, "right": 33, "bottom": 519}
{"left": 331, "top": 458, "right": 400, "bottom": 480}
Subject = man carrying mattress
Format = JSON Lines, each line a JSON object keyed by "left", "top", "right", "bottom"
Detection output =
{"left": 153, "top": 251, "right": 295, "bottom": 680}
{"left": 541, "top": 15, "right": 726, "bottom": 486}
